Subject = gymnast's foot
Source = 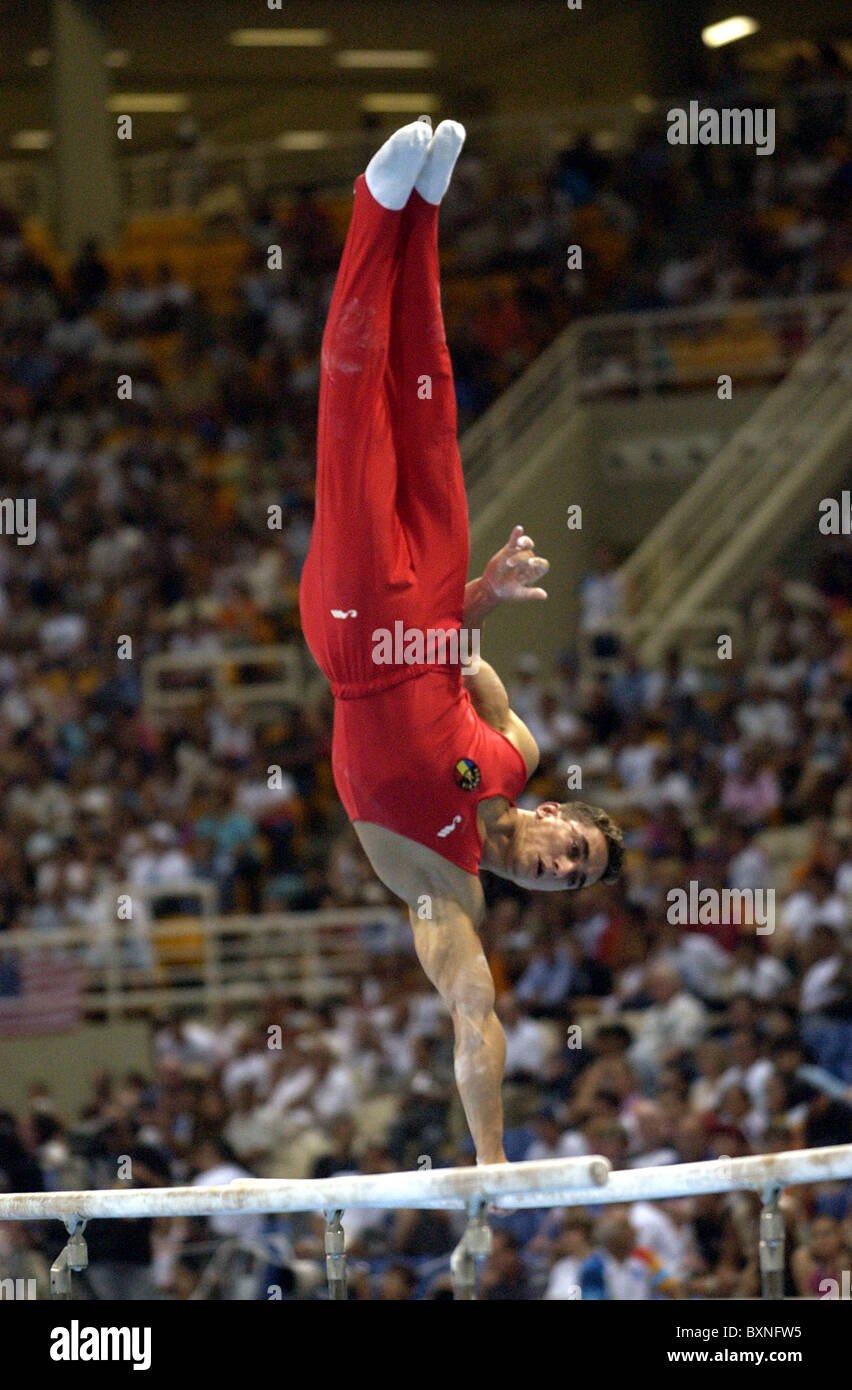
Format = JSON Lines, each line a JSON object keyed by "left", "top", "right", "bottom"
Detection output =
{"left": 365, "top": 118, "right": 433, "bottom": 210}
{"left": 415, "top": 119, "right": 466, "bottom": 204}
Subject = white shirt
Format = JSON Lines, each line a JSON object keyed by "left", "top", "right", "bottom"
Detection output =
{"left": 222, "top": 1052, "right": 273, "bottom": 1100}
{"left": 545, "top": 1256, "right": 583, "bottom": 1300}
{"left": 719, "top": 1058, "right": 774, "bottom": 1109}
{"left": 630, "top": 993, "right": 707, "bottom": 1069}
{"left": 629, "top": 1200, "right": 693, "bottom": 1276}
{"left": 525, "top": 1132, "right": 587, "bottom": 1164}
{"left": 261, "top": 1064, "right": 315, "bottom": 1118}
{"left": 503, "top": 1018, "right": 547, "bottom": 1076}
{"left": 801, "top": 955, "right": 844, "bottom": 1013}
{"left": 729, "top": 957, "right": 791, "bottom": 1001}
{"left": 313, "top": 1063, "right": 359, "bottom": 1120}
{"left": 579, "top": 572, "right": 624, "bottom": 629}
{"left": 192, "top": 1162, "right": 264, "bottom": 1238}
{"left": 782, "top": 891, "right": 848, "bottom": 942}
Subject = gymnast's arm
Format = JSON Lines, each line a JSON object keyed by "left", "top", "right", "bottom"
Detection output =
{"left": 463, "top": 658, "right": 539, "bottom": 773}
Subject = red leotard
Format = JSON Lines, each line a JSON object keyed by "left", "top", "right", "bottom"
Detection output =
{"left": 299, "top": 175, "right": 528, "bottom": 874}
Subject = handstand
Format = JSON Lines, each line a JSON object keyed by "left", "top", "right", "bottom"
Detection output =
{"left": 300, "top": 118, "right": 623, "bottom": 1163}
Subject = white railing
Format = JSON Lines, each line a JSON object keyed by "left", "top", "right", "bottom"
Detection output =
{"left": 2, "top": 1144, "right": 849, "bottom": 1299}
{"left": 462, "top": 293, "right": 848, "bottom": 509}
{"left": 622, "top": 297, "right": 852, "bottom": 663}
{"left": 142, "top": 642, "right": 324, "bottom": 718}
{"left": 6, "top": 82, "right": 852, "bottom": 220}
{"left": 578, "top": 608, "right": 746, "bottom": 672}
{"left": 0, "top": 903, "right": 408, "bottom": 1018}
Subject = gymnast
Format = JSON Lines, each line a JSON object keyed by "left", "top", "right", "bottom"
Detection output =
{"left": 300, "top": 117, "right": 623, "bottom": 1164}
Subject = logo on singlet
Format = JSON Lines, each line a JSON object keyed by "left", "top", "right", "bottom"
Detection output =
{"left": 331, "top": 609, "right": 358, "bottom": 618}
{"left": 454, "top": 758, "right": 481, "bottom": 791}
{"left": 437, "top": 815, "right": 462, "bottom": 838}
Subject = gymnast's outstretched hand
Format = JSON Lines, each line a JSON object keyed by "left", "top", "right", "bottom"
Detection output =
{"left": 463, "top": 524, "right": 549, "bottom": 628}
{"left": 482, "top": 524, "right": 549, "bottom": 602}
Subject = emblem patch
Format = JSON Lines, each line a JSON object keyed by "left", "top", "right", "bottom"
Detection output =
{"left": 454, "top": 758, "right": 481, "bottom": 791}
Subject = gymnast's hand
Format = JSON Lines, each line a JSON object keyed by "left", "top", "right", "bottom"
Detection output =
{"left": 482, "top": 525, "right": 549, "bottom": 603}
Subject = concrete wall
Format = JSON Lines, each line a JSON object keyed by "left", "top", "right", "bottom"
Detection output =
{"left": 467, "top": 385, "right": 770, "bottom": 678}
{"left": 0, "top": 1021, "right": 152, "bottom": 1115}
{"left": 582, "top": 386, "right": 770, "bottom": 551}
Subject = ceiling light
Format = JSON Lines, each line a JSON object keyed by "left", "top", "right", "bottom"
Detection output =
{"left": 11, "top": 130, "right": 53, "bottom": 150}
{"left": 702, "top": 16, "right": 759, "bottom": 48}
{"left": 107, "top": 94, "right": 190, "bottom": 113}
{"left": 229, "top": 29, "right": 330, "bottom": 47}
{"left": 336, "top": 51, "right": 434, "bottom": 69}
{"left": 276, "top": 131, "right": 331, "bottom": 151}
{"left": 361, "top": 93, "right": 439, "bottom": 114}
{"left": 26, "top": 49, "right": 51, "bottom": 67}
{"left": 104, "top": 50, "right": 131, "bottom": 68}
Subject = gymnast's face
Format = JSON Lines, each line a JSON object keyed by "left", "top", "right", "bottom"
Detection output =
{"left": 507, "top": 803, "right": 608, "bottom": 892}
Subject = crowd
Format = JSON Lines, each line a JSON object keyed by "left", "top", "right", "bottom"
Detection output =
{"left": 0, "top": 538, "right": 849, "bottom": 1298}
{"left": 0, "top": 51, "right": 850, "bottom": 1299}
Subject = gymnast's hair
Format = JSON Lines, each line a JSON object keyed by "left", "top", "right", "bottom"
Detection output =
{"left": 559, "top": 799, "right": 624, "bottom": 885}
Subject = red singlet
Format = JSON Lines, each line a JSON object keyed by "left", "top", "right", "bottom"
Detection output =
{"left": 300, "top": 175, "right": 528, "bottom": 874}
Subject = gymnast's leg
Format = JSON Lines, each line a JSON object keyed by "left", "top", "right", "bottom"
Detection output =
{"left": 299, "top": 121, "right": 432, "bottom": 692}
{"left": 388, "top": 120, "right": 469, "bottom": 636}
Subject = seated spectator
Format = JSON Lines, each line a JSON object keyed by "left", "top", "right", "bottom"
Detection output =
{"left": 496, "top": 992, "right": 551, "bottom": 1080}
{"left": 629, "top": 964, "right": 707, "bottom": 1083}
{"left": 579, "top": 1210, "right": 676, "bottom": 1299}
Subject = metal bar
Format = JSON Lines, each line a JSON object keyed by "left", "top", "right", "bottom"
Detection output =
{"left": 324, "top": 1210, "right": 347, "bottom": 1301}
{"left": 1, "top": 1145, "right": 850, "bottom": 1224}
{"left": 451, "top": 1203, "right": 492, "bottom": 1300}
{"left": 759, "top": 1186, "right": 785, "bottom": 1301}
{"left": 0, "top": 1154, "right": 610, "bottom": 1221}
{"left": 493, "top": 1145, "right": 852, "bottom": 1210}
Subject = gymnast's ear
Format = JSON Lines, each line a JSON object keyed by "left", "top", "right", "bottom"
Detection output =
{"left": 534, "top": 802, "right": 561, "bottom": 820}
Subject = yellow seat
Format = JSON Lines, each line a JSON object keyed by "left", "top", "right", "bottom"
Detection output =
{"left": 152, "top": 916, "right": 206, "bottom": 969}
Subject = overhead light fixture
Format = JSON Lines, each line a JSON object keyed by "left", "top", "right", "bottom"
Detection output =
{"left": 107, "top": 93, "right": 190, "bottom": 113}
{"left": 229, "top": 29, "right": 330, "bottom": 47}
{"left": 361, "top": 93, "right": 439, "bottom": 114}
{"left": 632, "top": 94, "right": 655, "bottom": 114}
{"left": 26, "top": 48, "right": 51, "bottom": 67}
{"left": 336, "top": 51, "right": 434, "bottom": 69}
{"left": 276, "top": 131, "right": 331, "bottom": 151}
{"left": 11, "top": 130, "right": 53, "bottom": 150}
{"left": 104, "top": 50, "right": 131, "bottom": 68}
{"left": 702, "top": 16, "right": 759, "bottom": 48}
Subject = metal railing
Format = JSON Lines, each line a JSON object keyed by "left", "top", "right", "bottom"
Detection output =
{"left": 621, "top": 297, "right": 852, "bottom": 662}
{"left": 462, "top": 293, "right": 848, "bottom": 511}
{"left": 142, "top": 642, "right": 325, "bottom": 718}
{"left": 0, "top": 900, "right": 408, "bottom": 1019}
{"left": 6, "top": 79, "right": 852, "bottom": 221}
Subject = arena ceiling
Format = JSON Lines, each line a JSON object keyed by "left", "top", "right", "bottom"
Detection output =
{"left": 0, "top": 0, "right": 850, "bottom": 158}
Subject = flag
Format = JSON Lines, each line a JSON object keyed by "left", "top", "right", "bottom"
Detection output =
{"left": 0, "top": 953, "right": 83, "bottom": 1036}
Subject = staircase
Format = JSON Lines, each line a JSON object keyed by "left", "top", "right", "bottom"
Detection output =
{"left": 620, "top": 299, "right": 852, "bottom": 664}
{"left": 459, "top": 293, "right": 852, "bottom": 671}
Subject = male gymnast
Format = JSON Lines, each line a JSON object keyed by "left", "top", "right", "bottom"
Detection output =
{"left": 300, "top": 118, "right": 623, "bottom": 1164}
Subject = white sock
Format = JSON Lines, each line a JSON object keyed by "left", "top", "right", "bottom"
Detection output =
{"left": 364, "top": 119, "right": 433, "bottom": 211}
{"left": 415, "top": 120, "right": 466, "bottom": 205}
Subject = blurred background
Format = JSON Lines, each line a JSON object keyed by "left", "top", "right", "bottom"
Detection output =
{"left": 0, "top": 0, "right": 850, "bottom": 1300}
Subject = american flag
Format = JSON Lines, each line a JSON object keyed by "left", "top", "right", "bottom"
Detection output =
{"left": 0, "top": 954, "right": 83, "bottom": 1036}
